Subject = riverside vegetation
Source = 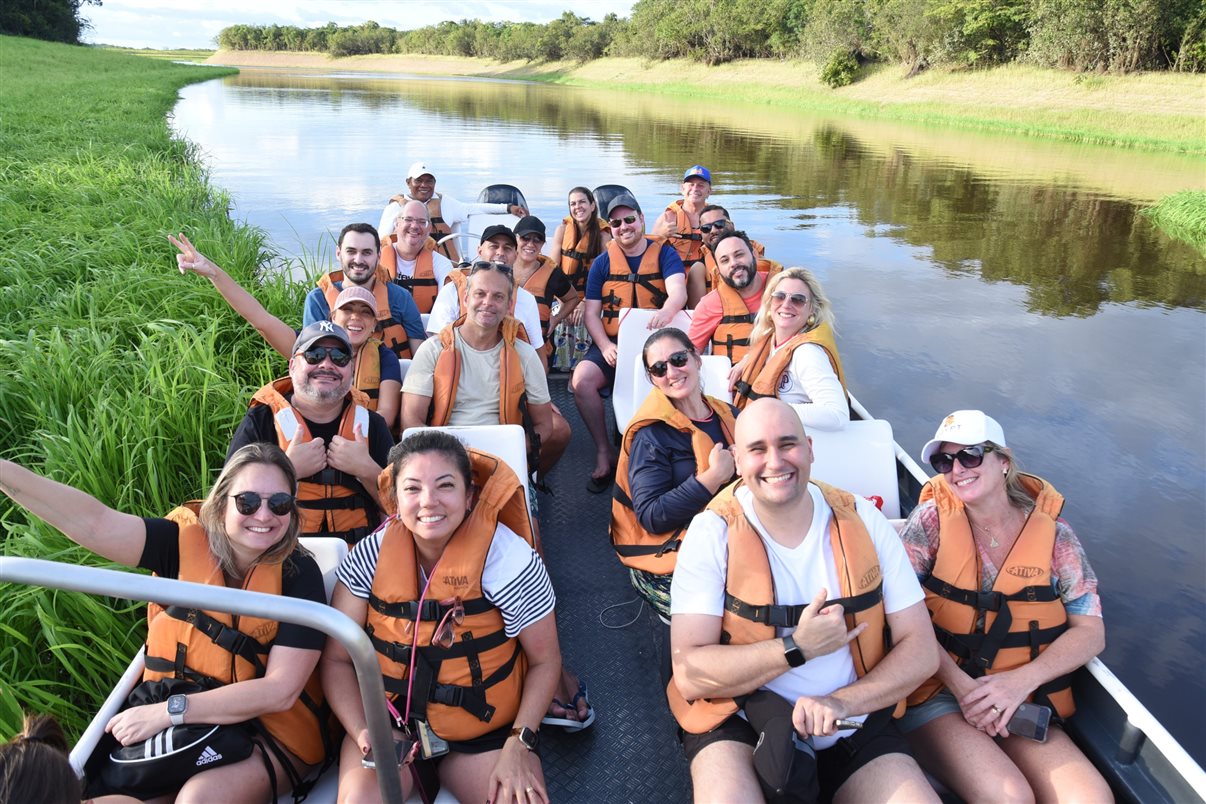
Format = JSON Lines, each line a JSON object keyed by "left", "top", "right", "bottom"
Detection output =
{"left": 0, "top": 35, "right": 310, "bottom": 740}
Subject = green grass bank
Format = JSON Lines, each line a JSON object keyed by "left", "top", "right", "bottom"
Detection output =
{"left": 0, "top": 36, "right": 309, "bottom": 740}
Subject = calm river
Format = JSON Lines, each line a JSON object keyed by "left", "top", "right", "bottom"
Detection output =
{"left": 171, "top": 68, "right": 1205, "bottom": 761}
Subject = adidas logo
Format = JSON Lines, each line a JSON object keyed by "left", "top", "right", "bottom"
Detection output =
{"left": 195, "top": 746, "right": 223, "bottom": 766}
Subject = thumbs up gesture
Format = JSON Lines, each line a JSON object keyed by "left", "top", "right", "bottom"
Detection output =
{"left": 327, "top": 423, "right": 373, "bottom": 476}
{"left": 286, "top": 425, "right": 327, "bottom": 477}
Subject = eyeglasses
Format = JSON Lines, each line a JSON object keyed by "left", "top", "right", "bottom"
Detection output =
{"left": 396, "top": 216, "right": 429, "bottom": 227}
{"left": 647, "top": 350, "right": 692, "bottom": 378}
{"left": 431, "top": 597, "right": 465, "bottom": 649}
{"left": 608, "top": 215, "right": 638, "bottom": 228}
{"left": 770, "top": 291, "right": 810, "bottom": 307}
{"left": 299, "top": 346, "right": 352, "bottom": 367}
{"left": 518, "top": 234, "right": 545, "bottom": 244}
{"left": 230, "top": 491, "right": 295, "bottom": 516}
{"left": 930, "top": 444, "right": 996, "bottom": 475}
{"left": 468, "top": 260, "right": 513, "bottom": 276}
{"left": 699, "top": 220, "right": 729, "bottom": 234}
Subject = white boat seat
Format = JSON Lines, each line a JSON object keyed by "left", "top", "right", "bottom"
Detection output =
{"left": 299, "top": 537, "right": 349, "bottom": 602}
{"left": 807, "top": 419, "right": 902, "bottom": 519}
{"left": 613, "top": 308, "right": 692, "bottom": 434}
{"left": 622, "top": 353, "right": 733, "bottom": 438}
{"left": 397, "top": 357, "right": 412, "bottom": 385}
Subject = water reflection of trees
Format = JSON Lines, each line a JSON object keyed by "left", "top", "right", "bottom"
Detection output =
{"left": 227, "top": 71, "right": 1204, "bottom": 315}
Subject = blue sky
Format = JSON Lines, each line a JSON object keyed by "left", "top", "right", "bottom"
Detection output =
{"left": 82, "top": 1, "right": 636, "bottom": 49}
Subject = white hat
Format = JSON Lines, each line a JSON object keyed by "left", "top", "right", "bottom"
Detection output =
{"left": 920, "top": 410, "right": 1007, "bottom": 463}
{"left": 406, "top": 161, "right": 435, "bottom": 181}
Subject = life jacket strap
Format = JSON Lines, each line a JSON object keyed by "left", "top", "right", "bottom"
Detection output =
{"left": 367, "top": 594, "right": 493, "bottom": 622}
{"left": 717, "top": 314, "right": 754, "bottom": 325}
{"left": 933, "top": 622, "right": 1068, "bottom": 661}
{"left": 670, "top": 232, "right": 702, "bottom": 242}
{"left": 370, "top": 624, "right": 510, "bottom": 665}
{"left": 723, "top": 584, "right": 883, "bottom": 629}
{"left": 159, "top": 606, "right": 269, "bottom": 671}
{"left": 923, "top": 574, "right": 1058, "bottom": 611}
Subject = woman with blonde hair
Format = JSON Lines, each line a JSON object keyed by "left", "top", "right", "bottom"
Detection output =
{"left": 728, "top": 267, "right": 849, "bottom": 430}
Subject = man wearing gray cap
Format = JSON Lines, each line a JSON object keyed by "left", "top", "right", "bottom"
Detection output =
{"left": 226, "top": 321, "right": 394, "bottom": 544}
{"left": 575, "top": 193, "right": 687, "bottom": 492}
{"left": 378, "top": 161, "right": 527, "bottom": 263}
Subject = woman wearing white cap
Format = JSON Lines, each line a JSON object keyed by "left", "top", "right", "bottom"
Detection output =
{"left": 897, "top": 410, "right": 1109, "bottom": 802}
{"left": 171, "top": 234, "right": 402, "bottom": 430}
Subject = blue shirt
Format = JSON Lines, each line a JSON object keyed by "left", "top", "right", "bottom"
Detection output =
{"left": 303, "top": 280, "right": 426, "bottom": 341}
{"left": 585, "top": 240, "right": 685, "bottom": 301}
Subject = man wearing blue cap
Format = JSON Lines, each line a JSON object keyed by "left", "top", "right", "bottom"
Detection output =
{"left": 652, "top": 164, "right": 714, "bottom": 268}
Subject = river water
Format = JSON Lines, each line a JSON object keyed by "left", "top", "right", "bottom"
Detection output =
{"left": 170, "top": 68, "right": 1206, "bottom": 761}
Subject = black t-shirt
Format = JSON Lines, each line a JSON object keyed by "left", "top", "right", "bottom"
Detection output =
{"left": 545, "top": 267, "right": 574, "bottom": 303}
{"left": 140, "top": 518, "right": 326, "bottom": 651}
{"left": 225, "top": 396, "right": 394, "bottom": 470}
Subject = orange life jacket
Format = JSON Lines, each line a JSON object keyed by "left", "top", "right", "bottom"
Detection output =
{"left": 389, "top": 192, "right": 459, "bottom": 263}
{"left": 516, "top": 255, "right": 562, "bottom": 362}
{"left": 667, "top": 481, "right": 902, "bottom": 734}
{"left": 700, "top": 239, "right": 775, "bottom": 294}
{"left": 143, "top": 505, "right": 328, "bottom": 765}
{"left": 559, "top": 215, "right": 609, "bottom": 292}
{"left": 249, "top": 378, "right": 380, "bottom": 544}
{"left": 665, "top": 200, "right": 704, "bottom": 266}
{"left": 378, "top": 235, "right": 440, "bottom": 314}
{"left": 366, "top": 451, "right": 536, "bottom": 740}
{"left": 732, "top": 324, "right": 848, "bottom": 411}
{"left": 907, "top": 474, "right": 1075, "bottom": 717}
{"left": 317, "top": 272, "right": 411, "bottom": 359}
{"left": 352, "top": 339, "right": 383, "bottom": 411}
{"left": 600, "top": 238, "right": 670, "bottom": 338}
{"left": 610, "top": 389, "right": 736, "bottom": 574}
{"left": 443, "top": 270, "right": 531, "bottom": 345}
{"left": 709, "top": 279, "right": 762, "bottom": 364}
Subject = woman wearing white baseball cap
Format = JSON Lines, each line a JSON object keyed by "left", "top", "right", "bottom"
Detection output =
{"left": 897, "top": 410, "right": 1109, "bottom": 802}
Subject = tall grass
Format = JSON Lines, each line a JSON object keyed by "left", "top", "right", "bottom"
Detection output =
{"left": 0, "top": 36, "right": 307, "bottom": 740}
{"left": 1144, "top": 191, "right": 1206, "bottom": 257}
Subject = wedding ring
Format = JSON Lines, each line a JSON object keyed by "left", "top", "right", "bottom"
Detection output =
{"left": 991, "top": 705, "right": 1002, "bottom": 714}
{"left": 526, "top": 787, "right": 534, "bottom": 794}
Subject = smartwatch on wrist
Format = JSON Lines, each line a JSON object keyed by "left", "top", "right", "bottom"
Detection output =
{"left": 782, "top": 635, "right": 807, "bottom": 668}
{"left": 167, "top": 694, "right": 188, "bottom": 726}
{"left": 510, "top": 726, "right": 539, "bottom": 751}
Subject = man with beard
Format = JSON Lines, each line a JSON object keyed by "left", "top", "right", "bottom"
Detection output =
{"left": 401, "top": 262, "right": 570, "bottom": 478}
{"left": 227, "top": 321, "right": 395, "bottom": 543}
{"left": 685, "top": 206, "right": 778, "bottom": 307}
{"left": 687, "top": 230, "right": 772, "bottom": 363}
{"left": 376, "top": 200, "right": 455, "bottom": 314}
{"left": 303, "top": 223, "right": 426, "bottom": 359}
{"left": 377, "top": 161, "right": 527, "bottom": 263}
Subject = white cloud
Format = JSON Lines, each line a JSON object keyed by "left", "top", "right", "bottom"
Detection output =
{"left": 84, "top": 1, "right": 635, "bottom": 49}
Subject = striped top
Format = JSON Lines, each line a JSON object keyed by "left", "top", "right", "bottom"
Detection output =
{"left": 337, "top": 519, "right": 556, "bottom": 636}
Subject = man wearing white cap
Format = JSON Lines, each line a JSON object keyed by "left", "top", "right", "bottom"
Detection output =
{"left": 378, "top": 161, "right": 528, "bottom": 263}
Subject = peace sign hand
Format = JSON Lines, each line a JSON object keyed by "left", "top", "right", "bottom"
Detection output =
{"left": 168, "top": 232, "right": 218, "bottom": 278}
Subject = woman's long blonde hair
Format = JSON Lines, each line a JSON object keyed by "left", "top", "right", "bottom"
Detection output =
{"left": 199, "top": 443, "right": 301, "bottom": 578}
{"left": 749, "top": 267, "right": 836, "bottom": 345}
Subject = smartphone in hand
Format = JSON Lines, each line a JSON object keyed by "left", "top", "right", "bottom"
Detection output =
{"left": 1006, "top": 703, "right": 1052, "bottom": 742}
{"left": 362, "top": 736, "right": 417, "bottom": 768}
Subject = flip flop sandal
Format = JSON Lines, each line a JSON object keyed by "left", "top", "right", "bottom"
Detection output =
{"left": 560, "top": 680, "right": 596, "bottom": 732}
{"left": 541, "top": 699, "right": 583, "bottom": 729}
{"left": 586, "top": 468, "right": 615, "bottom": 494}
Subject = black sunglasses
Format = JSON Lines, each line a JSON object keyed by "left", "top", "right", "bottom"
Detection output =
{"left": 468, "top": 260, "right": 513, "bottom": 276}
{"left": 231, "top": 491, "right": 296, "bottom": 516}
{"left": 300, "top": 346, "right": 352, "bottom": 367}
{"left": 647, "top": 350, "right": 692, "bottom": 378}
{"left": 608, "top": 214, "right": 638, "bottom": 227}
{"left": 699, "top": 220, "right": 729, "bottom": 234}
{"left": 930, "top": 444, "right": 995, "bottom": 475}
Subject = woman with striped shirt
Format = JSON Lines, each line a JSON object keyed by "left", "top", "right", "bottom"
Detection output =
{"left": 322, "top": 430, "right": 560, "bottom": 804}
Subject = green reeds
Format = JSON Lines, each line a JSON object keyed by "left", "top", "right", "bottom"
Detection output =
{"left": 0, "top": 36, "right": 306, "bottom": 740}
{"left": 1144, "top": 191, "right": 1206, "bottom": 258}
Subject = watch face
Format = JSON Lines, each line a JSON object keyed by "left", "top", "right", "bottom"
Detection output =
{"left": 167, "top": 695, "right": 187, "bottom": 715}
{"left": 515, "top": 726, "right": 539, "bottom": 750}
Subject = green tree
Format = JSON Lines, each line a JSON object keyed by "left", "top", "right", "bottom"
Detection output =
{"left": 0, "top": 0, "right": 101, "bottom": 44}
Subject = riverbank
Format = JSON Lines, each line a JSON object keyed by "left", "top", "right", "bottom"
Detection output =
{"left": 205, "top": 50, "right": 1206, "bottom": 155}
{"left": 0, "top": 36, "right": 305, "bottom": 740}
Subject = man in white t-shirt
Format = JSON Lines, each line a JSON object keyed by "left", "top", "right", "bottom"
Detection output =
{"left": 670, "top": 398, "right": 939, "bottom": 803}
{"left": 424, "top": 226, "right": 545, "bottom": 352}
{"left": 401, "top": 263, "right": 570, "bottom": 477}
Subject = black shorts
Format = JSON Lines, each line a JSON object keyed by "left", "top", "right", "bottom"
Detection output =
{"left": 680, "top": 713, "right": 914, "bottom": 800}
{"left": 578, "top": 343, "right": 616, "bottom": 390}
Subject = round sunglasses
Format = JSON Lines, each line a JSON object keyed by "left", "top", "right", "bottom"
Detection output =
{"left": 299, "top": 345, "right": 352, "bottom": 367}
{"left": 647, "top": 349, "right": 692, "bottom": 378}
{"left": 930, "top": 444, "right": 996, "bottom": 475}
{"left": 230, "top": 491, "right": 296, "bottom": 516}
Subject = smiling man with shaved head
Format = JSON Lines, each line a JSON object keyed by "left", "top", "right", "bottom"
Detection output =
{"left": 667, "top": 398, "right": 940, "bottom": 803}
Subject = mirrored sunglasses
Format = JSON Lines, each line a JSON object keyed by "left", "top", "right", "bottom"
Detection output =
{"left": 231, "top": 491, "right": 295, "bottom": 516}
{"left": 770, "top": 291, "right": 810, "bottom": 307}
{"left": 300, "top": 346, "right": 352, "bottom": 367}
{"left": 647, "top": 350, "right": 692, "bottom": 378}
{"left": 608, "top": 214, "right": 638, "bottom": 227}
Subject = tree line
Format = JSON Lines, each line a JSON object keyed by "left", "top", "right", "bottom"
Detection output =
{"left": 216, "top": 1, "right": 1205, "bottom": 86}
{"left": 1, "top": 0, "right": 101, "bottom": 45}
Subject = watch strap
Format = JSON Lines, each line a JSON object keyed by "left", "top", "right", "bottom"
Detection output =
{"left": 782, "top": 634, "right": 806, "bottom": 668}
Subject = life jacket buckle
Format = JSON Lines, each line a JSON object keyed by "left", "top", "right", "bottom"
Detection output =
{"left": 976, "top": 592, "right": 1002, "bottom": 611}
{"left": 1025, "top": 587, "right": 1038, "bottom": 602}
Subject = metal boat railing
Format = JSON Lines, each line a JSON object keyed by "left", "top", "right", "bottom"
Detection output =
{"left": 0, "top": 556, "right": 406, "bottom": 804}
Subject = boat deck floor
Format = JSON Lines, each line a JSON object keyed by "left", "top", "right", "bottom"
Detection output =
{"left": 537, "top": 377, "right": 692, "bottom": 803}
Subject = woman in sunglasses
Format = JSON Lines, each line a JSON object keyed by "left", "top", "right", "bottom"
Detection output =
{"left": 897, "top": 410, "right": 1109, "bottom": 802}
{"left": 0, "top": 444, "right": 330, "bottom": 801}
{"left": 612, "top": 329, "right": 738, "bottom": 626}
{"left": 728, "top": 268, "right": 850, "bottom": 431}
{"left": 549, "top": 187, "right": 611, "bottom": 372}
{"left": 170, "top": 233, "right": 403, "bottom": 431}
{"left": 323, "top": 430, "right": 561, "bottom": 804}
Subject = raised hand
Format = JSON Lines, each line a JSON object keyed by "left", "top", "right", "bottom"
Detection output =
{"left": 697, "top": 442, "right": 735, "bottom": 493}
{"left": 286, "top": 426, "right": 327, "bottom": 478}
{"left": 327, "top": 423, "right": 375, "bottom": 478}
{"left": 168, "top": 232, "right": 219, "bottom": 279}
{"left": 791, "top": 587, "right": 866, "bottom": 661}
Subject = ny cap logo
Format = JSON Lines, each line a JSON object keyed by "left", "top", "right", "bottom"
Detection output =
{"left": 318, "top": 321, "right": 335, "bottom": 332}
